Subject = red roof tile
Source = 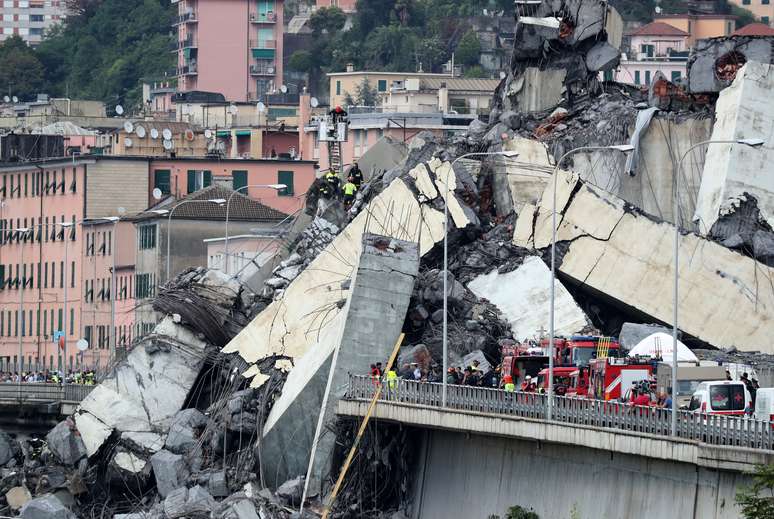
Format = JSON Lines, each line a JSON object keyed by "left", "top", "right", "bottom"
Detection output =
{"left": 732, "top": 23, "right": 774, "bottom": 36}
{"left": 629, "top": 21, "right": 689, "bottom": 37}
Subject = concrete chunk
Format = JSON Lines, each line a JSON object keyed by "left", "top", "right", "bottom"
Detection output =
{"left": 150, "top": 449, "right": 189, "bottom": 498}
{"left": 46, "top": 421, "right": 87, "bottom": 466}
{"left": 6, "top": 486, "right": 32, "bottom": 511}
{"left": 20, "top": 494, "right": 76, "bottom": 519}
{"left": 468, "top": 257, "right": 590, "bottom": 341}
{"left": 585, "top": 41, "right": 620, "bottom": 72}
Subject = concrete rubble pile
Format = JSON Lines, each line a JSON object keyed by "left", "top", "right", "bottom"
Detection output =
{"left": 9, "top": 1, "right": 774, "bottom": 518}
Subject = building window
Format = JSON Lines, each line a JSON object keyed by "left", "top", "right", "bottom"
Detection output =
{"left": 764, "top": 0, "right": 771, "bottom": 4}
{"left": 763, "top": 16, "right": 771, "bottom": 24}
{"left": 336, "top": 81, "right": 341, "bottom": 96}
{"left": 186, "top": 170, "right": 212, "bottom": 193}
{"left": 671, "top": 71, "right": 681, "bottom": 82}
{"left": 645, "top": 70, "right": 651, "bottom": 85}
{"left": 232, "top": 170, "right": 248, "bottom": 191}
{"left": 278, "top": 171, "right": 294, "bottom": 196}
{"left": 154, "top": 170, "right": 171, "bottom": 195}
{"left": 742, "top": 0, "right": 750, "bottom": 4}
{"left": 634, "top": 70, "right": 641, "bottom": 85}
{"left": 139, "top": 225, "right": 157, "bottom": 250}
{"left": 378, "top": 79, "right": 387, "bottom": 92}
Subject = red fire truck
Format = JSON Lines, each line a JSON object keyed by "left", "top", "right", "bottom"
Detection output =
{"left": 541, "top": 336, "right": 623, "bottom": 368}
{"left": 587, "top": 357, "right": 655, "bottom": 401}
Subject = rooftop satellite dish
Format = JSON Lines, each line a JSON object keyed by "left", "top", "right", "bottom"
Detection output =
{"left": 655, "top": 5, "right": 662, "bottom": 14}
{"left": 162, "top": 128, "right": 173, "bottom": 140}
{"left": 118, "top": 206, "right": 126, "bottom": 215}
{"left": 228, "top": 105, "right": 238, "bottom": 115}
{"left": 204, "top": 129, "right": 213, "bottom": 139}
{"left": 152, "top": 188, "right": 163, "bottom": 200}
{"left": 150, "top": 128, "right": 160, "bottom": 140}
{"left": 280, "top": 84, "right": 288, "bottom": 94}
{"left": 115, "top": 105, "right": 124, "bottom": 115}
{"left": 257, "top": 102, "right": 266, "bottom": 113}
{"left": 124, "top": 121, "right": 134, "bottom": 134}
{"left": 310, "top": 97, "right": 319, "bottom": 108}
{"left": 12, "top": 96, "right": 18, "bottom": 103}
{"left": 76, "top": 339, "right": 89, "bottom": 352}
{"left": 163, "top": 139, "right": 173, "bottom": 151}
{"left": 3, "top": 96, "right": 9, "bottom": 103}
{"left": 499, "top": 71, "right": 507, "bottom": 80}
{"left": 135, "top": 125, "right": 146, "bottom": 138}
{"left": 124, "top": 137, "right": 133, "bottom": 148}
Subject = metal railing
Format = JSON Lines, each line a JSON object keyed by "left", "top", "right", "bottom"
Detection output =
{"left": 250, "top": 11, "right": 277, "bottom": 23}
{"left": 0, "top": 383, "right": 95, "bottom": 403}
{"left": 345, "top": 375, "right": 774, "bottom": 451}
{"left": 249, "top": 39, "right": 276, "bottom": 49}
{"left": 250, "top": 64, "right": 276, "bottom": 75}
{"left": 173, "top": 11, "right": 198, "bottom": 25}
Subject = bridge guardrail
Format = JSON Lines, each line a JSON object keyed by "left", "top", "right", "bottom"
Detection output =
{"left": 0, "top": 383, "right": 95, "bottom": 403}
{"left": 345, "top": 375, "right": 774, "bottom": 451}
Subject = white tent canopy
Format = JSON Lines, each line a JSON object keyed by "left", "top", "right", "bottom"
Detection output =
{"left": 627, "top": 332, "right": 698, "bottom": 363}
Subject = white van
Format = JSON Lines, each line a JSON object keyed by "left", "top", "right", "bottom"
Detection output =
{"left": 753, "top": 388, "right": 774, "bottom": 427}
{"left": 688, "top": 381, "right": 751, "bottom": 416}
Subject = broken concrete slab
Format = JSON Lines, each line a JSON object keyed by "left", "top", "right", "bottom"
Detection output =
{"left": 73, "top": 412, "right": 111, "bottom": 458}
{"left": 163, "top": 487, "right": 188, "bottom": 519}
{"left": 150, "top": 449, "right": 189, "bottom": 498}
{"left": 493, "top": 137, "right": 553, "bottom": 216}
{"left": 112, "top": 451, "right": 149, "bottom": 476}
{"left": 276, "top": 476, "right": 305, "bottom": 506}
{"left": 515, "top": 169, "right": 774, "bottom": 351}
{"left": 585, "top": 41, "right": 620, "bottom": 72}
{"left": 694, "top": 61, "right": 774, "bottom": 233}
{"left": 513, "top": 68, "right": 567, "bottom": 113}
{"left": 687, "top": 37, "right": 774, "bottom": 94}
{"left": 468, "top": 257, "right": 590, "bottom": 341}
{"left": 304, "top": 234, "right": 420, "bottom": 496}
{"left": 20, "top": 494, "right": 76, "bottom": 519}
{"left": 0, "top": 432, "right": 20, "bottom": 466}
{"left": 45, "top": 421, "right": 87, "bottom": 466}
{"left": 120, "top": 432, "right": 165, "bottom": 454}
{"left": 208, "top": 470, "right": 229, "bottom": 498}
{"left": 223, "top": 164, "right": 462, "bottom": 377}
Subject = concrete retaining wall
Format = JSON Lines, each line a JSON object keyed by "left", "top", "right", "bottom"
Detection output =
{"left": 410, "top": 430, "right": 749, "bottom": 519}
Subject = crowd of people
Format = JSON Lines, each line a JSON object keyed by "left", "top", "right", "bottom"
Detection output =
{"left": 0, "top": 370, "right": 98, "bottom": 385}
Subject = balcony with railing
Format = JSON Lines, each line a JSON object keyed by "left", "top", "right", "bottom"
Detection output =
{"left": 250, "top": 63, "right": 276, "bottom": 76}
{"left": 173, "top": 10, "right": 198, "bottom": 25}
{"left": 177, "top": 62, "right": 198, "bottom": 76}
{"left": 250, "top": 11, "right": 277, "bottom": 23}
{"left": 249, "top": 39, "right": 276, "bottom": 50}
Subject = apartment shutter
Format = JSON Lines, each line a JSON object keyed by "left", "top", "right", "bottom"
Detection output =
{"left": 203, "top": 170, "right": 212, "bottom": 187}
{"left": 154, "top": 170, "right": 171, "bottom": 194}
{"left": 278, "top": 171, "right": 294, "bottom": 196}
{"left": 187, "top": 170, "right": 196, "bottom": 193}
{"left": 232, "top": 171, "right": 248, "bottom": 191}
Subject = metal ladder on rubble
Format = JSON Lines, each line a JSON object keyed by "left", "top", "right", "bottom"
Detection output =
{"left": 328, "top": 140, "right": 342, "bottom": 177}
{"left": 596, "top": 337, "right": 611, "bottom": 359}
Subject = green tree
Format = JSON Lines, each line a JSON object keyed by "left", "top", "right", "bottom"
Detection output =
{"left": 35, "top": 0, "right": 174, "bottom": 109}
{"left": 345, "top": 78, "right": 378, "bottom": 106}
{"left": 0, "top": 36, "right": 45, "bottom": 100}
{"left": 310, "top": 6, "right": 346, "bottom": 34}
{"left": 456, "top": 29, "right": 481, "bottom": 67}
{"left": 363, "top": 24, "right": 419, "bottom": 71}
{"left": 416, "top": 36, "right": 447, "bottom": 71}
{"left": 288, "top": 50, "right": 315, "bottom": 73}
{"left": 737, "top": 464, "right": 774, "bottom": 519}
{"left": 463, "top": 65, "right": 487, "bottom": 78}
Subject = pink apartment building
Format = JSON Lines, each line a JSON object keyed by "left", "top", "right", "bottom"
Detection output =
{"left": 172, "top": 0, "right": 285, "bottom": 103}
{"left": 0, "top": 157, "right": 150, "bottom": 373}
{"left": 148, "top": 157, "right": 317, "bottom": 215}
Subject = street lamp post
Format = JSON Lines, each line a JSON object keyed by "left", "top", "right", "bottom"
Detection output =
{"left": 224, "top": 184, "right": 286, "bottom": 274}
{"left": 670, "top": 137, "right": 764, "bottom": 436}
{"left": 441, "top": 150, "right": 519, "bottom": 407}
{"left": 547, "top": 145, "right": 633, "bottom": 420}
{"left": 166, "top": 199, "right": 226, "bottom": 282}
{"left": 15, "top": 227, "right": 29, "bottom": 397}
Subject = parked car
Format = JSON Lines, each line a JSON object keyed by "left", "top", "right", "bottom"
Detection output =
{"left": 687, "top": 381, "right": 751, "bottom": 416}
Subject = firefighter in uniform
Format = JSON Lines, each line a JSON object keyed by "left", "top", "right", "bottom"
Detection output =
{"left": 343, "top": 177, "right": 357, "bottom": 210}
{"left": 349, "top": 163, "right": 364, "bottom": 188}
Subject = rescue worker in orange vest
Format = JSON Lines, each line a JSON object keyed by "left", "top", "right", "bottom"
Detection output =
{"left": 503, "top": 375, "right": 515, "bottom": 393}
